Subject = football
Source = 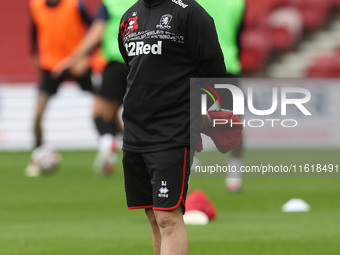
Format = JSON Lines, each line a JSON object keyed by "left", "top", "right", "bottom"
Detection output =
{"left": 31, "top": 146, "right": 61, "bottom": 174}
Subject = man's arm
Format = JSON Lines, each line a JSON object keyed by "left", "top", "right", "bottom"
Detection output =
{"left": 118, "top": 19, "right": 129, "bottom": 67}
{"left": 30, "top": 19, "right": 40, "bottom": 71}
{"left": 72, "top": 4, "right": 109, "bottom": 59}
{"left": 78, "top": 0, "right": 93, "bottom": 26}
{"left": 72, "top": 20, "right": 106, "bottom": 60}
{"left": 183, "top": 6, "right": 227, "bottom": 78}
{"left": 184, "top": 6, "right": 235, "bottom": 111}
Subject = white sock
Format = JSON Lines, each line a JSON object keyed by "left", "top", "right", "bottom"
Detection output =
{"left": 99, "top": 134, "right": 114, "bottom": 151}
{"left": 227, "top": 157, "right": 243, "bottom": 179}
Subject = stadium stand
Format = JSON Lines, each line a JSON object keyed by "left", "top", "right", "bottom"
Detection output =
{"left": 1, "top": 0, "right": 338, "bottom": 78}
{"left": 269, "top": 16, "right": 340, "bottom": 78}
{"left": 288, "top": 0, "right": 332, "bottom": 29}
{"left": 307, "top": 55, "right": 335, "bottom": 78}
{"left": 240, "top": 27, "right": 273, "bottom": 72}
{"left": 241, "top": 0, "right": 339, "bottom": 74}
{"left": 267, "top": 7, "right": 303, "bottom": 51}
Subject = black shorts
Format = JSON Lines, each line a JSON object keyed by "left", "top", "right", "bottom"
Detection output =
{"left": 123, "top": 147, "right": 191, "bottom": 213}
{"left": 100, "top": 61, "right": 128, "bottom": 102}
{"left": 39, "top": 69, "right": 93, "bottom": 95}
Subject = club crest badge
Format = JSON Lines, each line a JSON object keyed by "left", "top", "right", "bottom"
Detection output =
{"left": 156, "top": 14, "right": 173, "bottom": 29}
{"left": 127, "top": 16, "right": 139, "bottom": 32}
{"left": 119, "top": 15, "right": 139, "bottom": 40}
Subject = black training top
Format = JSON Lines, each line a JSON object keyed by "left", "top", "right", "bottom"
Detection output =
{"left": 118, "top": 0, "right": 227, "bottom": 153}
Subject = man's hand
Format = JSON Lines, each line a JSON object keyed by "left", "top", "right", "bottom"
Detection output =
{"left": 52, "top": 56, "right": 89, "bottom": 78}
{"left": 69, "top": 57, "right": 90, "bottom": 77}
{"left": 201, "top": 114, "right": 212, "bottom": 130}
{"left": 52, "top": 56, "right": 75, "bottom": 77}
{"left": 202, "top": 110, "right": 243, "bottom": 154}
{"left": 52, "top": 20, "right": 106, "bottom": 78}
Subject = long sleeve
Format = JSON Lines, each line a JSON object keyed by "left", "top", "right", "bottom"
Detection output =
{"left": 94, "top": 4, "right": 109, "bottom": 22}
{"left": 183, "top": 6, "right": 227, "bottom": 78}
{"left": 30, "top": 19, "right": 38, "bottom": 55}
{"left": 118, "top": 20, "right": 129, "bottom": 66}
{"left": 78, "top": 0, "right": 93, "bottom": 26}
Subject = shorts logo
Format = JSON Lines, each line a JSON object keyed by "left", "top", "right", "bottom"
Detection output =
{"left": 156, "top": 14, "right": 172, "bottom": 29}
{"left": 158, "top": 181, "right": 169, "bottom": 198}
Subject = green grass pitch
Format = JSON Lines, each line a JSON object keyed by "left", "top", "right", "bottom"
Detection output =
{"left": 1, "top": 149, "right": 340, "bottom": 255}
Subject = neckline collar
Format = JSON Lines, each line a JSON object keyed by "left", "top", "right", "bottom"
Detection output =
{"left": 142, "top": 0, "right": 167, "bottom": 8}
{"left": 46, "top": 0, "right": 61, "bottom": 7}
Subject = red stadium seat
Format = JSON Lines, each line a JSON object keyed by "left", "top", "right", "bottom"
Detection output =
{"left": 306, "top": 55, "right": 335, "bottom": 78}
{"left": 288, "top": 0, "right": 333, "bottom": 29}
{"left": 240, "top": 28, "right": 273, "bottom": 72}
{"left": 268, "top": 7, "right": 303, "bottom": 50}
{"left": 245, "top": 0, "right": 288, "bottom": 28}
{"left": 334, "top": 0, "right": 340, "bottom": 8}
{"left": 332, "top": 52, "right": 340, "bottom": 78}
{"left": 300, "top": 9, "right": 326, "bottom": 30}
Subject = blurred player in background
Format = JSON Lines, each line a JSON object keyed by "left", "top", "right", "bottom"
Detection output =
{"left": 197, "top": 0, "right": 246, "bottom": 193}
{"left": 54, "top": 0, "right": 136, "bottom": 175}
{"left": 28, "top": 0, "right": 93, "bottom": 165}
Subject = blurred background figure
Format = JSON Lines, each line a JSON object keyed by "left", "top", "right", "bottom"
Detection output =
{"left": 197, "top": 0, "right": 246, "bottom": 193}
{"left": 28, "top": 0, "right": 93, "bottom": 170}
{"left": 1, "top": 0, "right": 340, "bottom": 254}
{"left": 53, "top": 0, "right": 136, "bottom": 175}
{"left": 1, "top": 0, "right": 338, "bottom": 153}
{"left": 184, "top": 190, "right": 217, "bottom": 226}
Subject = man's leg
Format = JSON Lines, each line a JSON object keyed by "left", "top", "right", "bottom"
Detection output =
{"left": 92, "top": 61, "right": 127, "bottom": 136}
{"left": 93, "top": 96, "right": 122, "bottom": 134}
{"left": 154, "top": 207, "right": 188, "bottom": 255}
{"left": 77, "top": 67, "right": 121, "bottom": 175}
{"left": 142, "top": 148, "right": 190, "bottom": 255}
{"left": 33, "top": 69, "right": 63, "bottom": 148}
{"left": 25, "top": 91, "right": 51, "bottom": 176}
{"left": 226, "top": 135, "right": 244, "bottom": 193}
{"left": 33, "top": 91, "right": 50, "bottom": 148}
{"left": 124, "top": 148, "right": 190, "bottom": 255}
{"left": 145, "top": 208, "right": 161, "bottom": 255}
{"left": 92, "top": 96, "right": 122, "bottom": 175}
{"left": 91, "top": 61, "right": 127, "bottom": 175}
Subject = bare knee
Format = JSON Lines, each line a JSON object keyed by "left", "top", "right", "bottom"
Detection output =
{"left": 157, "top": 216, "right": 177, "bottom": 229}
{"left": 145, "top": 209, "right": 158, "bottom": 230}
{"left": 154, "top": 210, "right": 182, "bottom": 236}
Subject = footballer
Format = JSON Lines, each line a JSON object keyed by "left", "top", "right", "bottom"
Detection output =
{"left": 118, "top": 0, "right": 227, "bottom": 254}
{"left": 53, "top": 0, "right": 136, "bottom": 175}
{"left": 29, "top": 0, "right": 93, "bottom": 151}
